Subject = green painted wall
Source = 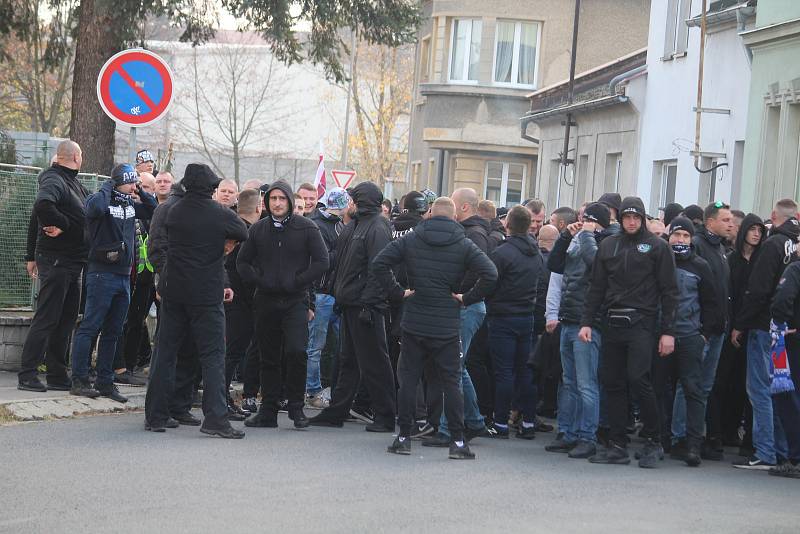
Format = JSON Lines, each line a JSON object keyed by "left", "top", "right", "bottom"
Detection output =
{"left": 755, "top": 0, "right": 800, "bottom": 27}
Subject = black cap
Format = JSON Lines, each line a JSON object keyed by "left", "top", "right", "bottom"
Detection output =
{"left": 598, "top": 192, "right": 622, "bottom": 213}
{"left": 403, "top": 191, "right": 427, "bottom": 214}
{"left": 661, "top": 202, "right": 684, "bottom": 225}
{"left": 583, "top": 202, "right": 610, "bottom": 229}
{"left": 669, "top": 216, "right": 695, "bottom": 237}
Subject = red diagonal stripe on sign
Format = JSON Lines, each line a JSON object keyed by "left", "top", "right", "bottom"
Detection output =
{"left": 113, "top": 65, "right": 158, "bottom": 113}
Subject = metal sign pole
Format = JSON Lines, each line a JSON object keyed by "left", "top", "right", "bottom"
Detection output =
{"left": 129, "top": 126, "right": 137, "bottom": 165}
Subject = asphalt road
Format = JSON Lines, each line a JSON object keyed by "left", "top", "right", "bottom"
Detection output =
{"left": 0, "top": 413, "right": 796, "bottom": 533}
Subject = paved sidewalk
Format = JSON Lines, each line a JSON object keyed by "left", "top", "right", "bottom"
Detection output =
{"left": 0, "top": 370, "right": 145, "bottom": 422}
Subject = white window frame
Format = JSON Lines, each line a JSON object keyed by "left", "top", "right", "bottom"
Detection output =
{"left": 448, "top": 18, "right": 481, "bottom": 84}
{"left": 484, "top": 161, "right": 527, "bottom": 207}
{"left": 491, "top": 20, "right": 542, "bottom": 89}
{"left": 659, "top": 161, "right": 678, "bottom": 207}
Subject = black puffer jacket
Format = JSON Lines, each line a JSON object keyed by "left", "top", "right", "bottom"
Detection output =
{"left": 333, "top": 182, "right": 393, "bottom": 308}
{"left": 372, "top": 216, "right": 497, "bottom": 339}
{"left": 727, "top": 214, "right": 766, "bottom": 322}
{"left": 486, "top": 234, "right": 543, "bottom": 316}
{"left": 735, "top": 217, "right": 800, "bottom": 331}
{"left": 692, "top": 226, "right": 730, "bottom": 334}
{"left": 459, "top": 215, "right": 494, "bottom": 294}
{"left": 161, "top": 164, "right": 248, "bottom": 306}
{"left": 32, "top": 164, "right": 89, "bottom": 263}
{"left": 236, "top": 180, "right": 328, "bottom": 300}
{"left": 309, "top": 208, "right": 343, "bottom": 293}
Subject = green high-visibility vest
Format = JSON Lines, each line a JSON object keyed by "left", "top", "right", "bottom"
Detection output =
{"left": 137, "top": 234, "right": 154, "bottom": 273}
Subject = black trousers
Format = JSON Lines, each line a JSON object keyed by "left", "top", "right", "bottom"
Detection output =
{"left": 712, "top": 336, "right": 750, "bottom": 443}
{"left": 322, "top": 306, "right": 396, "bottom": 426}
{"left": 653, "top": 334, "right": 705, "bottom": 448}
{"left": 19, "top": 254, "right": 83, "bottom": 383}
{"left": 241, "top": 339, "right": 261, "bottom": 398}
{"left": 145, "top": 299, "right": 227, "bottom": 428}
{"left": 398, "top": 331, "right": 464, "bottom": 440}
{"left": 254, "top": 295, "right": 308, "bottom": 408}
{"left": 466, "top": 321, "right": 495, "bottom": 418}
{"left": 113, "top": 269, "right": 154, "bottom": 371}
{"left": 601, "top": 321, "right": 660, "bottom": 448}
{"left": 224, "top": 297, "right": 255, "bottom": 393}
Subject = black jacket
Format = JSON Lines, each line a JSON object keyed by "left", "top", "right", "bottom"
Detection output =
{"left": 31, "top": 164, "right": 89, "bottom": 263}
{"left": 225, "top": 218, "right": 254, "bottom": 303}
{"left": 372, "top": 216, "right": 497, "bottom": 339}
{"left": 673, "top": 249, "right": 720, "bottom": 338}
{"left": 691, "top": 226, "right": 729, "bottom": 334}
{"left": 486, "top": 234, "right": 543, "bottom": 317}
{"left": 161, "top": 164, "right": 248, "bottom": 306}
{"left": 308, "top": 208, "right": 342, "bottom": 293}
{"left": 581, "top": 200, "right": 678, "bottom": 335}
{"left": 771, "top": 262, "right": 800, "bottom": 328}
{"left": 333, "top": 182, "right": 393, "bottom": 308}
{"left": 459, "top": 215, "right": 494, "bottom": 294}
{"left": 727, "top": 214, "right": 766, "bottom": 322}
{"left": 237, "top": 180, "right": 328, "bottom": 301}
{"left": 488, "top": 218, "right": 506, "bottom": 248}
{"left": 390, "top": 211, "right": 424, "bottom": 289}
{"left": 735, "top": 218, "right": 800, "bottom": 331}
{"left": 148, "top": 182, "right": 184, "bottom": 276}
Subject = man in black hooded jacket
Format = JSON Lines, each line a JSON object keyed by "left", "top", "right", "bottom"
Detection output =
{"left": 145, "top": 163, "right": 248, "bottom": 438}
{"left": 309, "top": 181, "right": 398, "bottom": 431}
{"left": 237, "top": 180, "right": 328, "bottom": 429}
{"left": 580, "top": 196, "right": 678, "bottom": 468}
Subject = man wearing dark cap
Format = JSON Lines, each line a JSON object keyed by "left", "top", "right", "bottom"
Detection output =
{"left": 545, "top": 202, "right": 617, "bottom": 459}
{"left": 661, "top": 203, "right": 684, "bottom": 227}
{"left": 237, "top": 180, "right": 329, "bottom": 429}
{"left": 309, "top": 181, "right": 398, "bottom": 431}
{"left": 682, "top": 205, "right": 705, "bottom": 232}
{"left": 70, "top": 164, "right": 157, "bottom": 401}
{"left": 597, "top": 193, "right": 621, "bottom": 224}
{"left": 145, "top": 163, "right": 248, "bottom": 437}
{"left": 580, "top": 196, "right": 678, "bottom": 468}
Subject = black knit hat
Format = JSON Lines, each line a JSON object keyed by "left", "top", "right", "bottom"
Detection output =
{"left": 583, "top": 202, "right": 610, "bottom": 229}
{"left": 683, "top": 204, "right": 704, "bottom": 223}
{"left": 403, "top": 191, "right": 428, "bottom": 214}
{"left": 598, "top": 192, "right": 622, "bottom": 213}
{"left": 661, "top": 202, "right": 684, "bottom": 226}
{"left": 669, "top": 216, "right": 695, "bottom": 237}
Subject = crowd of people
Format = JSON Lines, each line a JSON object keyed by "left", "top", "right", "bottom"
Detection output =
{"left": 15, "top": 139, "right": 800, "bottom": 477}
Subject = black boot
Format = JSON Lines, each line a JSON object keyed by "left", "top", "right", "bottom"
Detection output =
{"left": 70, "top": 378, "right": 101, "bottom": 398}
{"left": 244, "top": 405, "right": 278, "bottom": 428}
{"left": 288, "top": 403, "right": 309, "bottom": 429}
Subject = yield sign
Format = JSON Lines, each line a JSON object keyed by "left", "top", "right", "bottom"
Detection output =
{"left": 96, "top": 49, "right": 174, "bottom": 128}
{"left": 331, "top": 170, "right": 357, "bottom": 189}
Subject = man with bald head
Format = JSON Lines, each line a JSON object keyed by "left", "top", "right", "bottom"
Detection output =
{"left": 138, "top": 173, "right": 156, "bottom": 195}
{"left": 154, "top": 172, "right": 173, "bottom": 204}
{"left": 18, "top": 140, "right": 90, "bottom": 392}
{"left": 537, "top": 224, "right": 559, "bottom": 253}
{"left": 214, "top": 179, "right": 239, "bottom": 209}
{"left": 373, "top": 196, "right": 497, "bottom": 459}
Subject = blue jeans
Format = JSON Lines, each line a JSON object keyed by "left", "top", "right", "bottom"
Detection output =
{"left": 557, "top": 324, "right": 601, "bottom": 443}
{"left": 489, "top": 314, "right": 536, "bottom": 424}
{"left": 71, "top": 271, "right": 131, "bottom": 386}
{"left": 747, "top": 330, "right": 788, "bottom": 463}
{"left": 440, "top": 302, "right": 486, "bottom": 437}
{"left": 306, "top": 293, "right": 339, "bottom": 395}
{"left": 671, "top": 333, "right": 723, "bottom": 440}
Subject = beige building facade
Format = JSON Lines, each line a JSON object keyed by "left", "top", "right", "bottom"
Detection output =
{"left": 405, "top": 0, "right": 651, "bottom": 206}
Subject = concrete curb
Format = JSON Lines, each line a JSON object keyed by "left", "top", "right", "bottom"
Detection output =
{"left": 1, "top": 391, "right": 146, "bottom": 423}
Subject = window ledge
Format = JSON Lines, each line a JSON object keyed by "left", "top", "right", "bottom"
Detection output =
{"left": 420, "top": 83, "right": 533, "bottom": 100}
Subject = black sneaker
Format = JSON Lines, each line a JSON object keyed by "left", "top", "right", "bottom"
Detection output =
{"left": 244, "top": 407, "right": 278, "bottom": 428}
{"left": 145, "top": 421, "right": 166, "bottom": 432}
{"left": 411, "top": 422, "right": 436, "bottom": 440}
{"left": 545, "top": 433, "right": 577, "bottom": 453}
{"left": 172, "top": 412, "right": 201, "bottom": 426}
{"left": 732, "top": 455, "right": 775, "bottom": 470}
{"left": 165, "top": 417, "right": 180, "bottom": 429}
{"left": 487, "top": 424, "right": 509, "bottom": 439}
{"left": 70, "top": 378, "right": 101, "bottom": 398}
{"left": 638, "top": 439, "right": 664, "bottom": 468}
{"left": 768, "top": 462, "right": 800, "bottom": 479}
{"left": 307, "top": 413, "right": 344, "bottom": 428}
{"left": 18, "top": 377, "right": 47, "bottom": 393}
{"left": 387, "top": 436, "right": 411, "bottom": 455}
{"left": 348, "top": 406, "right": 374, "bottom": 424}
{"left": 200, "top": 424, "right": 245, "bottom": 439}
{"left": 421, "top": 433, "right": 450, "bottom": 448}
{"left": 448, "top": 441, "right": 476, "bottom": 460}
{"left": 95, "top": 383, "right": 128, "bottom": 403}
{"left": 288, "top": 405, "right": 310, "bottom": 429}
{"left": 515, "top": 425, "right": 536, "bottom": 440}
{"left": 568, "top": 441, "right": 597, "bottom": 459}
{"left": 113, "top": 370, "right": 147, "bottom": 387}
{"left": 589, "top": 444, "right": 630, "bottom": 465}
{"left": 464, "top": 426, "right": 489, "bottom": 442}
{"left": 241, "top": 397, "right": 258, "bottom": 415}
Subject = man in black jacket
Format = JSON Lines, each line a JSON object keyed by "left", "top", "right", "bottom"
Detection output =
{"left": 373, "top": 197, "right": 497, "bottom": 458}
{"left": 672, "top": 201, "right": 733, "bottom": 460}
{"left": 70, "top": 164, "right": 157, "bottom": 402}
{"left": 731, "top": 198, "right": 799, "bottom": 469}
{"left": 309, "top": 181, "right": 397, "bottom": 431}
{"left": 18, "top": 140, "right": 88, "bottom": 392}
{"left": 236, "top": 180, "right": 328, "bottom": 429}
{"left": 580, "top": 196, "right": 678, "bottom": 468}
{"left": 145, "top": 163, "right": 248, "bottom": 438}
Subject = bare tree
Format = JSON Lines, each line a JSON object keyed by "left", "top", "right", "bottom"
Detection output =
{"left": 173, "top": 35, "right": 296, "bottom": 186}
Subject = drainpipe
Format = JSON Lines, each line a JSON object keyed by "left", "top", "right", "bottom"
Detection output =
{"left": 560, "top": 0, "right": 581, "bottom": 186}
{"left": 607, "top": 64, "right": 646, "bottom": 93}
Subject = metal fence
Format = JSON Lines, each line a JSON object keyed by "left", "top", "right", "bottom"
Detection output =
{"left": 0, "top": 163, "right": 108, "bottom": 309}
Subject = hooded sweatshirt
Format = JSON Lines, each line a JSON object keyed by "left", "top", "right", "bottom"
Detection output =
{"left": 735, "top": 217, "right": 800, "bottom": 331}
{"left": 32, "top": 164, "right": 89, "bottom": 263}
{"left": 161, "top": 164, "right": 248, "bottom": 305}
{"left": 727, "top": 213, "right": 766, "bottom": 321}
{"left": 486, "top": 233, "right": 543, "bottom": 316}
{"left": 372, "top": 215, "right": 497, "bottom": 338}
{"left": 580, "top": 196, "right": 678, "bottom": 335}
{"left": 237, "top": 180, "right": 328, "bottom": 300}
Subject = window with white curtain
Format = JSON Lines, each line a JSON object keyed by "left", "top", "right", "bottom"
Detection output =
{"left": 485, "top": 161, "right": 526, "bottom": 207}
{"left": 493, "top": 20, "right": 540, "bottom": 87}
{"left": 449, "top": 19, "right": 482, "bottom": 82}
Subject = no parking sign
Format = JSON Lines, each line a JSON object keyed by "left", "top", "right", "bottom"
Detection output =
{"left": 96, "top": 49, "right": 174, "bottom": 128}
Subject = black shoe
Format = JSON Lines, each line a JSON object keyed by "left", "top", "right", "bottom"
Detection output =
{"left": 200, "top": 424, "right": 245, "bottom": 439}
{"left": 165, "top": 417, "right": 180, "bottom": 429}
{"left": 732, "top": 455, "right": 775, "bottom": 470}
{"left": 669, "top": 438, "right": 689, "bottom": 461}
{"left": 95, "top": 383, "right": 128, "bottom": 403}
{"left": 686, "top": 444, "right": 702, "bottom": 467}
{"left": 545, "top": 433, "right": 577, "bottom": 453}
{"left": 45, "top": 380, "right": 71, "bottom": 391}
{"left": 288, "top": 406, "right": 310, "bottom": 429}
{"left": 568, "top": 441, "right": 597, "bottom": 459}
{"left": 227, "top": 403, "right": 248, "bottom": 422}
{"left": 387, "top": 436, "right": 411, "bottom": 455}
{"left": 464, "top": 426, "right": 488, "bottom": 442}
{"left": 365, "top": 422, "right": 394, "bottom": 433}
{"left": 421, "top": 433, "right": 451, "bottom": 447}
{"left": 172, "top": 412, "right": 201, "bottom": 426}
{"left": 487, "top": 424, "right": 509, "bottom": 439}
{"left": 638, "top": 439, "right": 664, "bottom": 468}
{"left": 113, "top": 370, "right": 147, "bottom": 387}
{"left": 589, "top": 444, "right": 631, "bottom": 465}
{"left": 145, "top": 421, "right": 166, "bottom": 432}
{"left": 533, "top": 419, "right": 554, "bottom": 433}
{"left": 70, "top": 378, "right": 101, "bottom": 398}
{"left": 515, "top": 425, "right": 536, "bottom": 440}
{"left": 449, "top": 441, "right": 476, "bottom": 460}
{"left": 244, "top": 407, "right": 278, "bottom": 428}
{"left": 768, "top": 462, "right": 800, "bottom": 479}
{"left": 308, "top": 413, "right": 344, "bottom": 428}
{"left": 348, "top": 406, "right": 375, "bottom": 424}
{"left": 240, "top": 397, "right": 258, "bottom": 415}
{"left": 18, "top": 377, "right": 47, "bottom": 393}
{"left": 411, "top": 421, "right": 436, "bottom": 440}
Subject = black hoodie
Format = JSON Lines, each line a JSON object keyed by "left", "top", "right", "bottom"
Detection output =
{"left": 486, "top": 233, "right": 543, "bottom": 316}
{"left": 32, "top": 164, "right": 89, "bottom": 263}
{"left": 735, "top": 217, "right": 800, "bottom": 331}
{"left": 580, "top": 196, "right": 678, "bottom": 335}
{"left": 372, "top": 216, "right": 497, "bottom": 338}
{"left": 333, "top": 182, "right": 393, "bottom": 308}
{"left": 237, "top": 180, "right": 328, "bottom": 300}
{"left": 727, "top": 213, "right": 765, "bottom": 323}
{"left": 161, "top": 164, "right": 248, "bottom": 305}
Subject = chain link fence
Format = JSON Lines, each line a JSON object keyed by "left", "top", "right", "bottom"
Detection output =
{"left": 0, "top": 163, "right": 108, "bottom": 309}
